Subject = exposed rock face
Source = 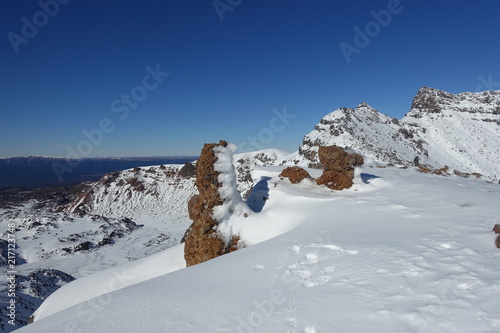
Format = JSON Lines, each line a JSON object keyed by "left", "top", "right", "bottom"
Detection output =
{"left": 179, "top": 161, "right": 196, "bottom": 178}
{"left": 283, "top": 87, "right": 500, "bottom": 183}
{"left": 493, "top": 224, "right": 500, "bottom": 234}
{"left": 184, "top": 140, "right": 249, "bottom": 266}
{"left": 315, "top": 145, "right": 364, "bottom": 190}
{"left": 279, "top": 167, "right": 311, "bottom": 184}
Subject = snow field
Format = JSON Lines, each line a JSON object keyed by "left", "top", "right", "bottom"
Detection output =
{"left": 16, "top": 166, "right": 500, "bottom": 333}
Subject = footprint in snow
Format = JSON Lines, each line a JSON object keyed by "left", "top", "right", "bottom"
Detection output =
{"left": 285, "top": 251, "right": 335, "bottom": 288}
{"left": 289, "top": 245, "right": 301, "bottom": 255}
{"left": 307, "top": 243, "right": 359, "bottom": 255}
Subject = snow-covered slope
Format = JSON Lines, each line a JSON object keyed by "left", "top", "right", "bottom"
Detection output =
{"left": 286, "top": 88, "right": 500, "bottom": 182}
{"left": 0, "top": 198, "right": 179, "bottom": 331}
{"left": 233, "top": 148, "right": 290, "bottom": 195}
{"left": 64, "top": 149, "right": 291, "bottom": 224}
{"left": 18, "top": 166, "right": 500, "bottom": 333}
{"left": 63, "top": 164, "right": 196, "bottom": 225}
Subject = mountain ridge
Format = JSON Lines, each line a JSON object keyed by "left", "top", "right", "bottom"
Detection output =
{"left": 284, "top": 87, "right": 500, "bottom": 182}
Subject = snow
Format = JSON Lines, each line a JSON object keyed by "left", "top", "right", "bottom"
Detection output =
{"left": 30, "top": 244, "right": 185, "bottom": 322}
{"left": 64, "top": 164, "right": 197, "bottom": 226}
{"left": 15, "top": 165, "right": 500, "bottom": 333}
{"left": 213, "top": 143, "right": 251, "bottom": 224}
{"left": 234, "top": 148, "right": 290, "bottom": 163}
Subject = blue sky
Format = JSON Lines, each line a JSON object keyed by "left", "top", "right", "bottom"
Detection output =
{"left": 1, "top": 0, "right": 499, "bottom": 157}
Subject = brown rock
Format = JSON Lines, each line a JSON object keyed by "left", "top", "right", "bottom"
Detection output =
{"left": 187, "top": 194, "right": 200, "bottom": 220}
{"left": 318, "top": 145, "right": 364, "bottom": 172}
{"left": 280, "top": 166, "right": 311, "bottom": 184}
{"left": 493, "top": 224, "right": 500, "bottom": 234}
{"left": 316, "top": 169, "right": 355, "bottom": 190}
{"left": 496, "top": 235, "right": 500, "bottom": 249}
{"left": 183, "top": 140, "right": 245, "bottom": 267}
{"left": 315, "top": 145, "right": 364, "bottom": 190}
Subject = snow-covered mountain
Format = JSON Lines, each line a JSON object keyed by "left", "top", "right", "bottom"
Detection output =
{"left": 62, "top": 149, "right": 290, "bottom": 224}
{"left": 4, "top": 87, "right": 500, "bottom": 332}
{"left": 286, "top": 87, "right": 500, "bottom": 182}
{"left": 62, "top": 164, "right": 197, "bottom": 225}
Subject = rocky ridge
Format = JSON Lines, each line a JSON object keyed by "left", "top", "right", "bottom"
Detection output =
{"left": 62, "top": 164, "right": 197, "bottom": 224}
{"left": 286, "top": 87, "right": 500, "bottom": 182}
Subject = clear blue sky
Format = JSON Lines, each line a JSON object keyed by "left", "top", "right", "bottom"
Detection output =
{"left": 1, "top": 0, "right": 499, "bottom": 157}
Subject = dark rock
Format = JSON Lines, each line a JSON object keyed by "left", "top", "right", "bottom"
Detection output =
{"left": 74, "top": 241, "right": 93, "bottom": 252}
{"left": 98, "top": 237, "right": 114, "bottom": 246}
{"left": 493, "top": 224, "right": 500, "bottom": 234}
{"left": 179, "top": 161, "right": 196, "bottom": 178}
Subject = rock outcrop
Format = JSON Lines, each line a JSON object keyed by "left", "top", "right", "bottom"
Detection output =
{"left": 184, "top": 141, "right": 250, "bottom": 267}
{"left": 315, "top": 145, "right": 364, "bottom": 190}
{"left": 279, "top": 167, "right": 311, "bottom": 184}
{"left": 179, "top": 161, "right": 196, "bottom": 178}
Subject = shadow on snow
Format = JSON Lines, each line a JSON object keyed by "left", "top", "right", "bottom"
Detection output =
{"left": 360, "top": 173, "right": 380, "bottom": 184}
{"left": 246, "top": 176, "right": 271, "bottom": 213}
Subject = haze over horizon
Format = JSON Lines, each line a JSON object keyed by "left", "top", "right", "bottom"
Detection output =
{"left": 2, "top": 0, "right": 500, "bottom": 158}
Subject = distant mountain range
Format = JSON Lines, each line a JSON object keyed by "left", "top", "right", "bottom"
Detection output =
{"left": 283, "top": 87, "right": 500, "bottom": 183}
{"left": 0, "top": 156, "right": 197, "bottom": 188}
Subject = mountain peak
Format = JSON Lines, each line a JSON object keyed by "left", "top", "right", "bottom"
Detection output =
{"left": 411, "top": 87, "right": 454, "bottom": 112}
{"left": 285, "top": 87, "right": 500, "bottom": 182}
{"left": 356, "top": 102, "right": 371, "bottom": 109}
{"left": 410, "top": 86, "right": 500, "bottom": 115}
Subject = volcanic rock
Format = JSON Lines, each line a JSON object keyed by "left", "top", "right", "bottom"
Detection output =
{"left": 315, "top": 145, "right": 364, "bottom": 190}
{"left": 179, "top": 161, "right": 196, "bottom": 178}
{"left": 183, "top": 140, "right": 249, "bottom": 266}
{"left": 280, "top": 167, "right": 311, "bottom": 184}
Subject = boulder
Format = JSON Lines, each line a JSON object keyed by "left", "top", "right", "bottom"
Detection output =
{"left": 315, "top": 145, "right": 364, "bottom": 190}
{"left": 493, "top": 224, "right": 500, "bottom": 234}
{"left": 280, "top": 166, "right": 311, "bottom": 184}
